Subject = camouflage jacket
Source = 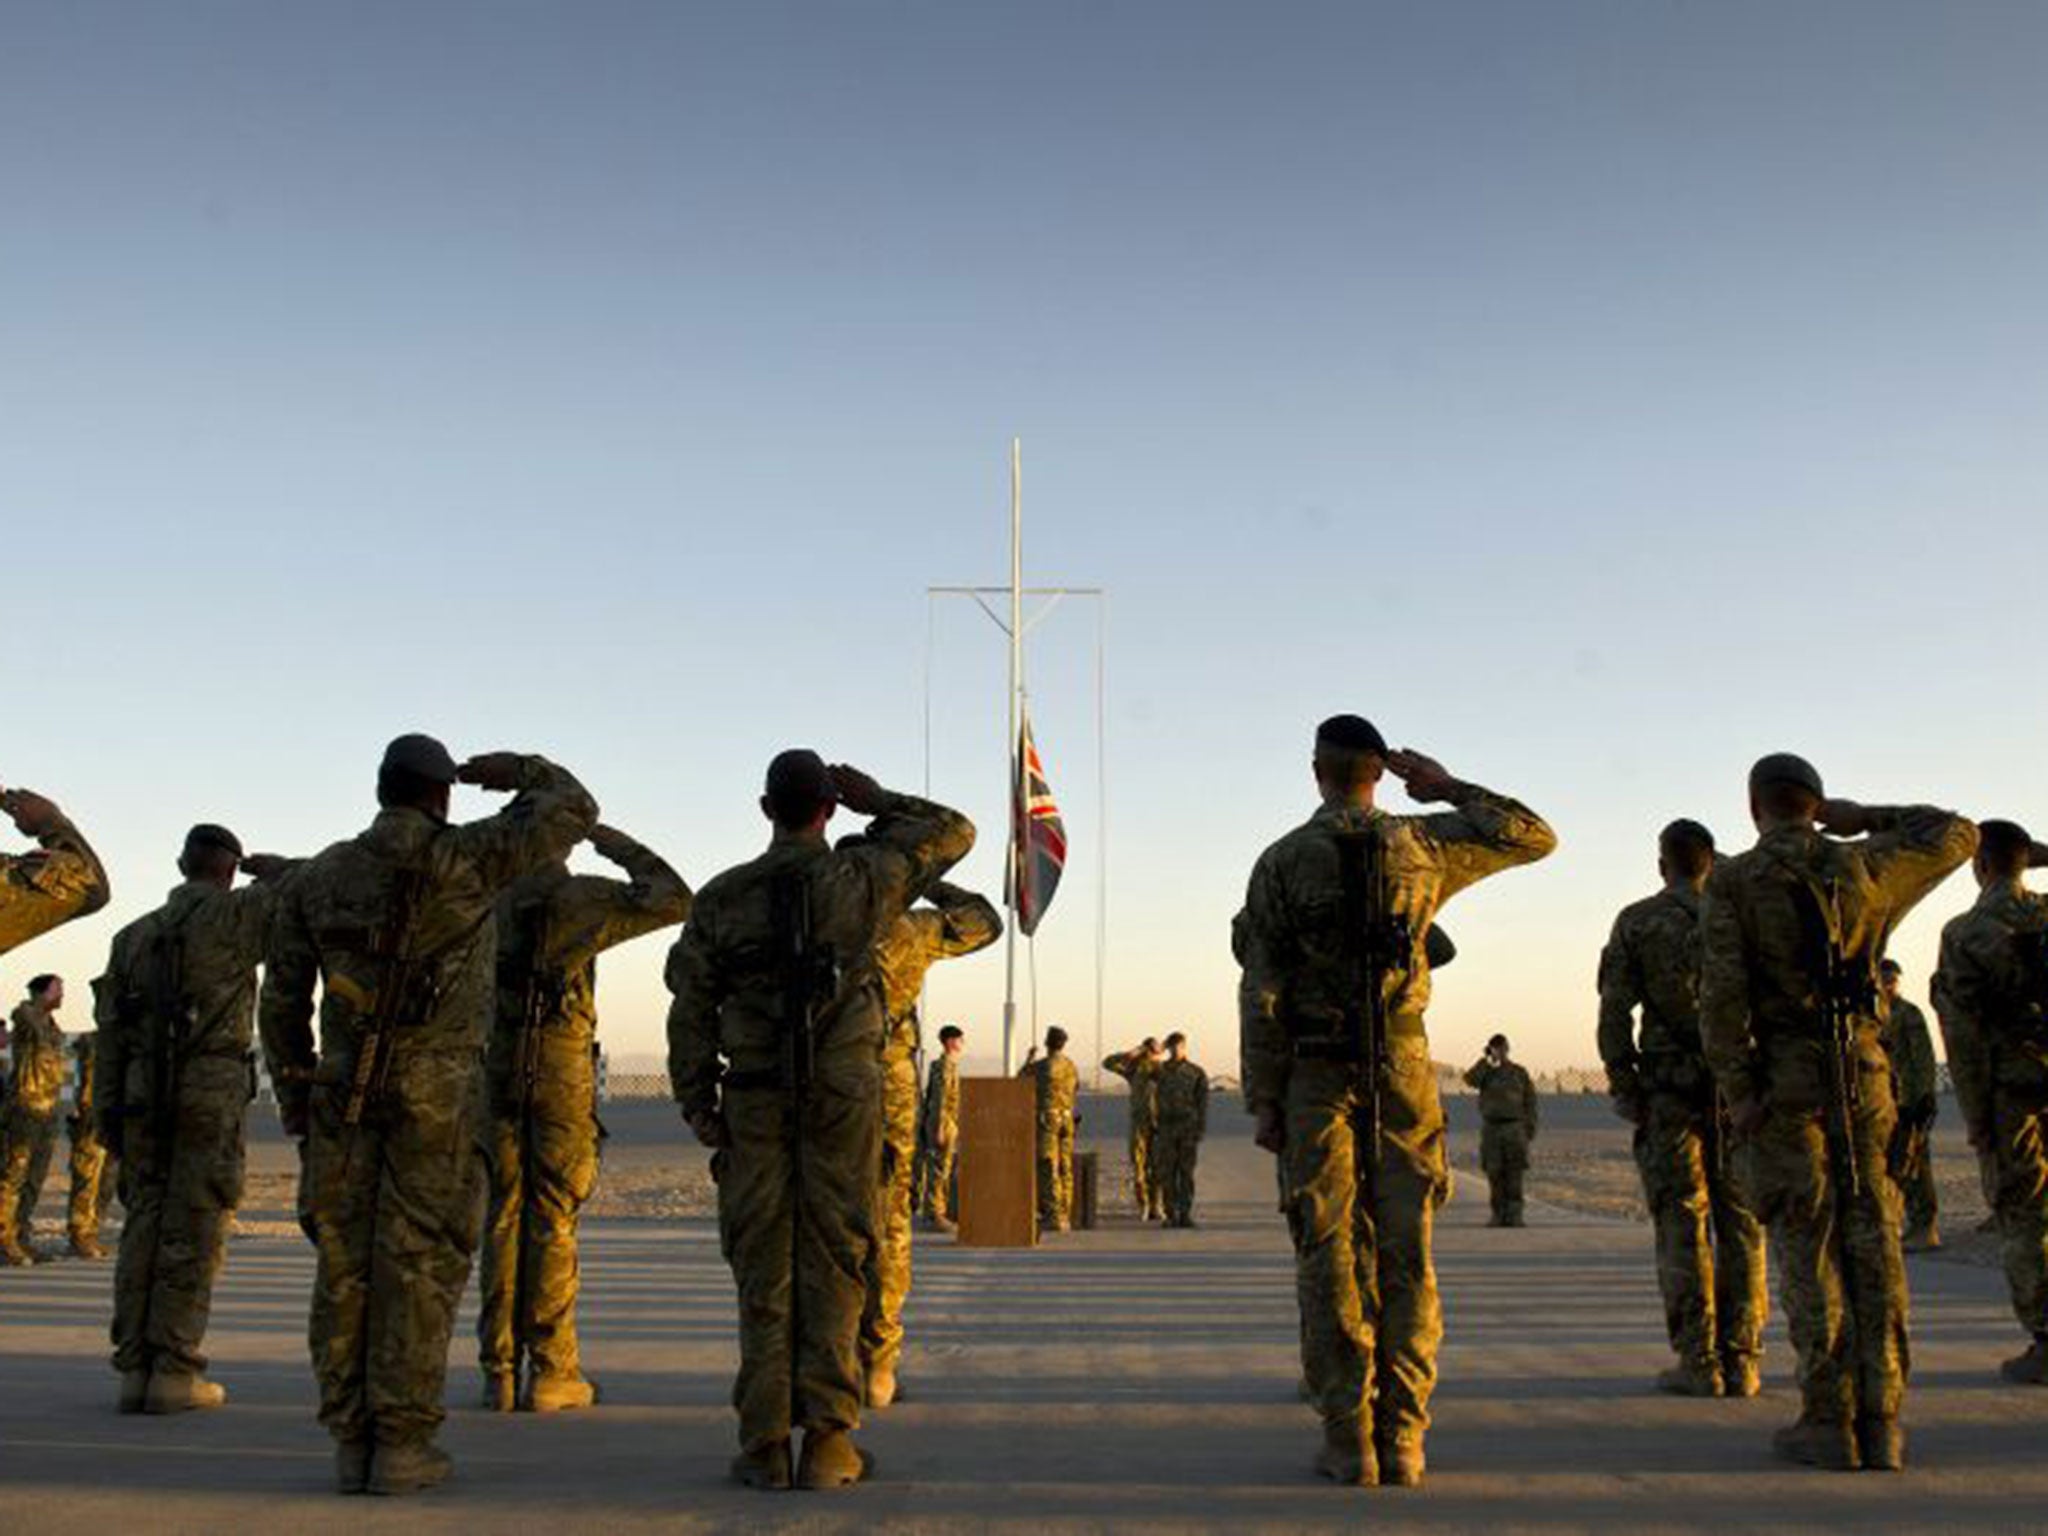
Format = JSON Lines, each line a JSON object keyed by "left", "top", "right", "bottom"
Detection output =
{"left": 488, "top": 829, "right": 692, "bottom": 1097}
{"left": 260, "top": 758, "right": 598, "bottom": 1122}
{"left": 1934, "top": 882, "right": 2048, "bottom": 1141}
{"left": 665, "top": 791, "right": 974, "bottom": 1119}
{"left": 1597, "top": 885, "right": 1713, "bottom": 1101}
{"left": 1465, "top": 1057, "right": 1539, "bottom": 1131}
{"left": 0, "top": 814, "right": 110, "bottom": 957}
{"left": 1699, "top": 809, "right": 1977, "bottom": 1110}
{"left": 1881, "top": 996, "right": 1939, "bottom": 1113}
{"left": 1019, "top": 1050, "right": 1080, "bottom": 1127}
{"left": 1237, "top": 785, "right": 1557, "bottom": 1112}
{"left": 861, "top": 883, "right": 1002, "bottom": 1069}
{"left": 1156, "top": 1057, "right": 1208, "bottom": 1134}
{"left": 1102, "top": 1048, "right": 1162, "bottom": 1129}
{"left": 6, "top": 1000, "right": 64, "bottom": 1114}
{"left": 71, "top": 1032, "right": 97, "bottom": 1117}
{"left": 920, "top": 1054, "right": 960, "bottom": 1145}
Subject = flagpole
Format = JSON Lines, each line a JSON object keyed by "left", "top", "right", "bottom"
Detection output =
{"left": 1003, "top": 437, "right": 1023, "bottom": 1076}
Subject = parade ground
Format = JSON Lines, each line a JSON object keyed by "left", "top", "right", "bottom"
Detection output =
{"left": 4, "top": 1097, "right": 2047, "bottom": 1535}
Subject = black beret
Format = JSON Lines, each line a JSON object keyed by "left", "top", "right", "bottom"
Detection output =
{"left": 1749, "top": 753, "right": 1824, "bottom": 798}
{"left": 183, "top": 823, "right": 244, "bottom": 859}
{"left": 1659, "top": 818, "right": 1716, "bottom": 850}
{"left": 381, "top": 733, "right": 459, "bottom": 784}
{"left": 1315, "top": 714, "right": 1388, "bottom": 756}
{"left": 765, "top": 749, "right": 834, "bottom": 809}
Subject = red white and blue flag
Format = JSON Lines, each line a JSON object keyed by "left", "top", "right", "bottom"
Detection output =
{"left": 1011, "top": 714, "right": 1067, "bottom": 936}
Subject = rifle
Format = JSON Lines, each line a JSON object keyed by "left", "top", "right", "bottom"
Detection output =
{"left": 770, "top": 866, "right": 835, "bottom": 1421}
{"left": 1333, "top": 827, "right": 1412, "bottom": 1198}
{"left": 343, "top": 866, "right": 433, "bottom": 1151}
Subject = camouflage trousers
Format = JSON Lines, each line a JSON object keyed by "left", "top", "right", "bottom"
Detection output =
{"left": 1987, "top": 1089, "right": 2048, "bottom": 1338}
{"left": 1479, "top": 1119, "right": 1530, "bottom": 1224}
{"left": 306, "top": 1050, "right": 483, "bottom": 1448}
{"left": 69, "top": 1111, "right": 114, "bottom": 1244}
{"left": 1130, "top": 1121, "right": 1160, "bottom": 1217}
{"left": 111, "top": 1059, "right": 247, "bottom": 1376}
{"left": 860, "top": 1055, "right": 920, "bottom": 1380}
{"left": 1633, "top": 1091, "right": 1767, "bottom": 1370}
{"left": 1155, "top": 1123, "right": 1199, "bottom": 1225}
{"left": 1741, "top": 1042, "right": 1907, "bottom": 1424}
{"left": 716, "top": 1068, "right": 879, "bottom": 1454}
{"left": 914, "top": 1133, "right": 957, "bottom": 1222}
{"left": 476, "top": 1085, "right": 601, "bottom": 1385}
{"left": 0, "top": 1104, "right": 57, "bottom": 1244}
{"left": 1889, "top": 1119, "right": 1939, "bottom": 1242}
{"left": 1282, "top": 1042, "right": 1450, "bottom": 1450}
{"left": 1036, "top": 1113, "right": 1075, "bottom": 1228}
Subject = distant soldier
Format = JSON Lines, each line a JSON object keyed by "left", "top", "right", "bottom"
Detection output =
{"left": 667, "top": 754, "right": 972, "bottom": 1491}
{"left": 1020, "top": 1026, "right": 1081, "bottom": 1231}
{"left": 66, "top": 1029, "right": 114, "bottom": 1258}
{"left": 1878, "top": 960, "right": 1941, "bottom": 1250}
{"left": 1931, "top": 819, "right": 2048, "bottom": 1383}
{"left": 1239, "top": 715, "right": 1556, "bottom": 1487}
{"left": 914, "top": 1025, "right": 966, "bottom": 1229}
{"left": 1700, "top": 753, "right": 1975, "bottom": 1472}
{"left": 1464, "top": 1034, "right": 1538, "bottom": 1227}
{"left": 261, "top": 737, "right": 597, "bottom": 1495}
{"left": 0, "top": 784, "right": 110, "bottom": 957}
{"left": 477, "top": 822, "right": 691, "bottom": 1414}
{"left": 96, "top": 825, "right": 294, "bottom": 1412}
{"left": 1153, "top": 1033, "right": 1208, "bottom": 1227}
{"left": 1, "top": 974, "right": 67, "bottom": 1264}
{"left": 855, "top": 881, "right": 1000, "bottom": 1408}
{"left": 1101, "top": 1037, "right": 1164, "bottom": 1219}
{"left": 1598, "top": 819, "right": 1767, "bottom": 1398}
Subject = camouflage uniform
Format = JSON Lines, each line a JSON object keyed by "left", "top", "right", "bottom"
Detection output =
{"left": 1880, "top": 996, "right": 1940, "bottom": 1245}
{"left": 1464, "top": 1056, "right": 1538, "bottom": 1226}
{"left": 1020, "top": 1048, "right": 1081, "bottom": 1229}
{"left": 0, "top": 810, "right": 109, "bottom": 957}
{"left": 97, "top": 875, "right": 282, "bottom": 1383}
{"left": 666, "top": 789, "right": 972, "bottom": 1458}
{"left": 1240, "top": 785, "right": 1556, "bottom": 1465}
{"left": 855, "top": 884, "right": 1000, "bottom": 1392}
{"left": 1, "top": 997, "right": 64, "bottom": 1253}
{"left": 260, "top": 757, "right": 597, "bottom": 1458}
{"left": 1599, "top": 885, "right": 1767, "bottom": 1384}
{"left": 1932, "top": 883, "right": 2048, "bottom": 1350}
{"left": 66, "top": 1033, "right": 114, "bottom": 1253}
{"left": 914, "top": 1052, "right": 961, "bottom": 1222}
{"left": 1102, "top": 1046, "right": 1163, "bottom": 1218}
{"left": 1153, "top": 1055, "right": 1209, "bottom": 1227}
{"left": 1700, "top": 807, "right": 1976, "bottom": 1439}
{"left": 477, "top": 830, "right": 691, "bottom": 1403}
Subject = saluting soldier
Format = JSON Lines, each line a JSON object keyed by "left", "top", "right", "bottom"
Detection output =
{"left": 1102, "top": 1037, "right": 1165, "bottom": 1220}
{"left": 0, "top": 784, "right": 110, "bottom": 957}
{"left": 1464, "top": 1034, "right": 1538, "bottom": 1227}
{"left": 1, "top": 974, "right": 68, "bottom": 1264}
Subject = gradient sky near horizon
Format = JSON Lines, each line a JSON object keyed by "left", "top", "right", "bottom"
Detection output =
{"left": 5, "top": 2, "right": 2047, "bottom": 1075}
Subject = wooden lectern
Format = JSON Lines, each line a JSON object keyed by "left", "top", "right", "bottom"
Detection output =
{"left": 955, "top": 1076, "right": 1038, "bottom": 1248}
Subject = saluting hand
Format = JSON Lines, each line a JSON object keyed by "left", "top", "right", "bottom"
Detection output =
{"left": 1816, "top": 799, "right": 1871, "bottom": 837}
{"left": 0, "top": 787, "right": 64, "bottom": 837}
{"left": 241, "top": 853, "right": 293, "bottom": 882}
{"left": 457, "top": 752, "right": 526, "bottom": 793}
{"left": 828, "top": 764, "right": 887, "bottom": 816}
{"left": 587, "top": 824, "right": 636, "bottom": 863}
{"left": 1386, "top": 750, "right": 1458, "bottom": 804}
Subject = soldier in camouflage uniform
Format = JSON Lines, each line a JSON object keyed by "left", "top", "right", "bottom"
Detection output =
{"left": 1599, "top": 819, "right": 1767, "bottom": 1397}
{"left": 1239, "top": 715, "right": 1556, "bottom": 1487}
{"left": 914, "top": 1024, "right": 965, "bottom": 1228}
{"left": 96, "top": 825, "right": 294, "bottom": 1412}
{"left": 1153, "top": 1032, "right": 1208, "bottom": 1227}
{"left": 1103, "top": 1037, "right": 1164, "bottom": 1220}
{"left": 1931, "top": 819, "right": 2048, "bottom": 1384}
{"left": 1878, "top": 960, "right": 1941, "bottom": 1250}
{"left": 1, "top": 974, "right": 67, "bottom": 1264}
{"left": 668, "top": 754, "right": 972, "bottom": 1492}
{"left": 0, "top": 785, "right": 110, "bottom": 958}
{"left": 1700, "top": 753, "right": 1975, "bottom": 1472}
{"left": 1020, "top": 1026, "right": 1081, "bottom": 1231}
{"left": 1464, "top": 1034, "right": 1538, "bottom": 1227}
{"left": 477, "top": 823, "right": 691, "bottom": 1414}
{"left": 261, "top": 737, "right": 597, "bottom": 1496}
{"left": 66, "top": 1029, "right": 115, "bottom": 1258}
{"left": 855, "top": 881, "right": 1000, "bottom": 1408}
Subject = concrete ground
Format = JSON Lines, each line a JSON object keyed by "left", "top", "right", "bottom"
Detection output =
{"left": 4, "top": 1097, "right": 2048, "bottom": 1534}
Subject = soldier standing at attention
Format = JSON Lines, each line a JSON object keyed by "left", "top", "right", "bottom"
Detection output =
{"left": 261, "top": 736, "right": 597, "bottom": 1496}
{"left": 1239, "top": 714, "right": 1556, "bottom": 1488}
{"left": 1598, "top": 819, "right": 1767, "bottom": 1398}
{"left": 477, "top": 822, "right": 691, "bottom": 1414}
{"left": 1, "top": 974, "right": 67, "bottom": 1264}
{"left": 915, "top": 1025, "right": 966, "bottom": 1229}
{"left": 65, "top": 1026, "right": 114, "bottom": 1259}
{"left": 1153, "top": 1032, "right": 1208, "bottom": 1228}
{"left": 1699, "top": 753, "right": 1975, "bottom": 1472}
{"left": 667, "top": 754, "right": 972, "bottom": 1491}
{"left": 855, "top": 881, "right": 1000, "bottom": 1408}
{"left": 1878, "top": 959, "right": 1942, "bottom": 1250}
{"left": 96, "top": 825, "right": 294, "bottom": 1412}
{"left": 1102, "top": 1037, "right": 1164, "bottom": 1219}
{"left": 1465, "top": 1034, "right": 1538, "bottom": 1227}
{"left": 1931, "top": 819, "right": 2048, "bottom": 1383}
{"left": 0, "top": 784, "right": 110, "bottom": 957}
{"left": 1020, "top": 1026, "right": 1081, "bottom": 1231}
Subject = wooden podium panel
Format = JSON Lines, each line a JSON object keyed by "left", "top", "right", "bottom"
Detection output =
{"left": 956, "top": 1076, "right": 1038, "bottom": 1248}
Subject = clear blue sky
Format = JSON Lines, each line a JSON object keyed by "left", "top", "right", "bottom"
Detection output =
{"left": 5, "top": 2, "right": 2044, "bottom": 1073}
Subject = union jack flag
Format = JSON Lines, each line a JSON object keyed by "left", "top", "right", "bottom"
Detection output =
{"left": 1011, "top": 713, "right": 1067, "bottom": 936}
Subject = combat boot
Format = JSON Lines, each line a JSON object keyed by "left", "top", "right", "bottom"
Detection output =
{"left": 796, "top": 1428, "right": 871, "bottom": 1490}
{"left": 2001, "top": 1337, "right": 2048, "bottom": 1384}
{"left": 1857, "top": 1416, "right": 1905, "bottom": 1472}
{"left": 0, "top": 1231, "right": 35, "bottom": 1266}
{"left": 367, "top": 1440, "right": 452, "bottom": 1496}
{"left": 1722, "top": 1354, "right": 1763, "bottom": 1399}
{"left": 1656, "top": 1359, "right": 1723, "bottom": 1398}
{"left": 334, "top": 1440, "right": 372, "bottom": 1495}
{"left": 69, "top": 1233, "right": 107, "bottom": 1260}
{"left": 1770, "top": 1416, "right": 1860, "bottom": 1471}
{"left": 144, "top": 1372, "right": 227, "bottom": 1414}
{"left": 524, "top": 1372, "right": 599, "bottom": 1412}
{"left": 928, "top": 1214, "right": 958, "bottom": 1235}
{"left": 864, "top": 1363, "right": 899, "bottom": 1408}
{"left": 1903, "top": 1225, "right": 1941, "bottom": 1252}
{"left": 1377, "top": 1433, "right": 1426, "bottom": 1488}
{"left": 481, "top": 1371, "right": 516, "bottom": 1412}
{"left": 1312, "top": 1419, "right": 1376, "bottom": 1486}
{"left": 731, "top": 1440, "right": 793, "bottom": 1490}
{"left": 117, "top": 1369, "right": 149, "bottom": 1414}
